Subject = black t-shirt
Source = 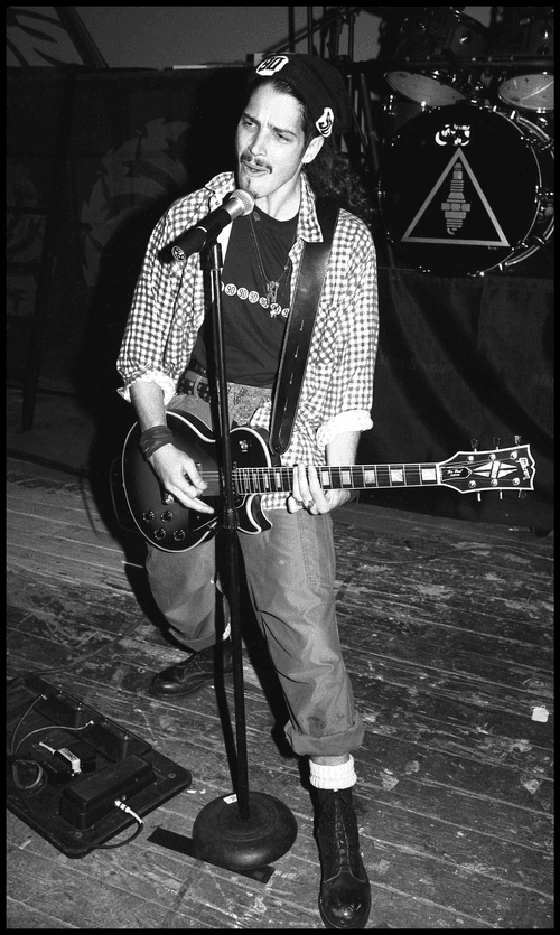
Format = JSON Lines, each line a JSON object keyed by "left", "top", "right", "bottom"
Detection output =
{"left": 193, "top": 206, "right": 298, "bottom": 386}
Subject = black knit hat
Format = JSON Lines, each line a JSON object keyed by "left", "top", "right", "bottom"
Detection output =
{"left": 254, "top": 53, "right": 352, "bottom": 137}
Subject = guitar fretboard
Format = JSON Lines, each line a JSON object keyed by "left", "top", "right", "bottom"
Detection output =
{"left": 234, "top": 463, "right": 440, "bottom": 495}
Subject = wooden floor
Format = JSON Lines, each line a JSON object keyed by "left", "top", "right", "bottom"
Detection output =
{"left": 6, "top": 456, "right": 554, "bottom": 929}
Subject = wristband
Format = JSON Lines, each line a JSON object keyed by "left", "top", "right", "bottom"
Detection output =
{"left": 138, "top": 425, "right": 173, "bottom": 460}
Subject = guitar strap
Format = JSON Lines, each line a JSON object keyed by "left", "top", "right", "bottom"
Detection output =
{"left": 269, "top": 199, "right": 339, "bottom": 455}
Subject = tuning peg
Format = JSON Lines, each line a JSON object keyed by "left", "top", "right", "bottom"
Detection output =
{"left": 513, "top": 436, "right": 524, "bottom": 497}
{"left": 470, "top": 438, "right": 481, "bottom": 501}
{"left": 493, "top": 439, "right": 503, "bottom": 498}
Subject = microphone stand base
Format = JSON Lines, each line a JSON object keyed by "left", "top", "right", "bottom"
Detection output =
{"left": 192, "top": 791, "right": 298, "bottom": 872}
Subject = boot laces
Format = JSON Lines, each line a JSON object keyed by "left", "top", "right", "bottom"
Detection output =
{"left": 187, "top": 652, "right": 214, "bottom": 672}
{"left": 321, "top": 792, "right": 357, "bottom": 873}
{"left": 332, "top": 796, "right": 351, "bottom": 870}
{"left": 185, "top": 644, "right": 230, "bottom": 673}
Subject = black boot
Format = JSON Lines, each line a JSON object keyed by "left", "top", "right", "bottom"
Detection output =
{"left": 314, "top": 786, "right": 371, "bottom": 929}
{"left": 149, "top": 639, "right": 233, "bottom": 697}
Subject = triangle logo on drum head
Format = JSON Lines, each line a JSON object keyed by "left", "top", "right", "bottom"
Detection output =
{"left": 401, "top": 148, "right": 510, "bottom": 248}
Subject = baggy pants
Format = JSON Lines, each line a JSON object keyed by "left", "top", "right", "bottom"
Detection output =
{"left": 145, "top": 373, "right": 364, "bottom": 757}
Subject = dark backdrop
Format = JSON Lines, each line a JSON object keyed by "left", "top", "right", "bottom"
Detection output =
{"left": 7, "top": 67, "right": 553, "bottom": 528}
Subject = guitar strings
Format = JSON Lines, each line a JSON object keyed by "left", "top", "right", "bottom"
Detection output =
{"left": 194, "top": 454, "right": 525, "bottom": 492}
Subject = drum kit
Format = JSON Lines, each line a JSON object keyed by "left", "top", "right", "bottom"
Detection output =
{"left": 377, "top": 7, "right": 554, "bottom": 276}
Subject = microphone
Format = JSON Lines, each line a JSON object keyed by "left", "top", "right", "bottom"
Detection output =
{"left": 159, "top": 189, "right": 254, "bottom": 263}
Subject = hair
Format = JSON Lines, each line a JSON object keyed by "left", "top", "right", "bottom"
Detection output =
{"left": 244, "top": 74, "right": 374, "bottom": 225}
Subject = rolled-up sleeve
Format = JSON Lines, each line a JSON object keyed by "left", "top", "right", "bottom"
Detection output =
{"left": 116, "top": 177, "right": 234, "bottom": 404}
{"left": 307, "top": 211, "right": 378, "bottom": 450}
{"left": 117, "top": 211, "right": 189, "bottom": 403}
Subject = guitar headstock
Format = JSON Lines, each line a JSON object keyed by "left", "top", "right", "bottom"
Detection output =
{"left": 439, "top": 445, "right": 535, "bottom": 494}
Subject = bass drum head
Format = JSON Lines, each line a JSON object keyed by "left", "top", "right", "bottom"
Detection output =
{"left": 379, "top": 104, "right": 554, "bottom": 276}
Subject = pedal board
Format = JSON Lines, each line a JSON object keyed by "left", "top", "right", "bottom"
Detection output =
{"left": 7, "top": 675, "right": 192, "bottom": 858}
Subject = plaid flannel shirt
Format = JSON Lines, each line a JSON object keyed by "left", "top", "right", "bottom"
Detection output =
{"left": 117, "top": 171, "right": 379, "bottom": 511}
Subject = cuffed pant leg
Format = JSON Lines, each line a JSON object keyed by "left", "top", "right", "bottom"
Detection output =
{"left": 239, "top": 508, "right": 364, "bottom": 758}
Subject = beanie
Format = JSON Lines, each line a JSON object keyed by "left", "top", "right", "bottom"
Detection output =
{"left": 254, "top": 53, "right": 352, "bottom": 138}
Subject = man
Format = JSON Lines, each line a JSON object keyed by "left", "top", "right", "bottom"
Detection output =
{"left": 117, "top": 53, "right": 378, "bottom": 929}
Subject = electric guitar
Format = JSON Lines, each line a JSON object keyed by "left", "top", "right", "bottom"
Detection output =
{"left": 119, "top": 411, "right": 535, "bottom": 552}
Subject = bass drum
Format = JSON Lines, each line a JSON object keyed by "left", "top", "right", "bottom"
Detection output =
{"left": 379, "top": 104, "right": 554, "bottom": 276}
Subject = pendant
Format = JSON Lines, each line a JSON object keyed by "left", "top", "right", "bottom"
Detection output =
{"left": 267, "top": 280, "right": 279, "bottom": 306}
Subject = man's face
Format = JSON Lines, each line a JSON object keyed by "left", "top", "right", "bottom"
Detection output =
{"left": 236, "top": 84, "right": 321, "bottom": 209}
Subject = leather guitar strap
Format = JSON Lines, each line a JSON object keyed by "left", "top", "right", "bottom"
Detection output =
{"left": 269, "top": 200, "right": 338, "bottom": 455}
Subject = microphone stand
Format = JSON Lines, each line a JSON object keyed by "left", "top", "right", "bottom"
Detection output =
{"left": 192, "top": 241, "right": 297, "bottom": 873}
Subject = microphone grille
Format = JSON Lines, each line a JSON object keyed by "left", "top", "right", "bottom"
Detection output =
{"left": 232, "top": 189, "right": 254, "bottom": 216}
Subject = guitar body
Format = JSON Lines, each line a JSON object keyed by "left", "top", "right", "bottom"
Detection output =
{"left": 121, "top": 412, "right": 276, "bottom": 552}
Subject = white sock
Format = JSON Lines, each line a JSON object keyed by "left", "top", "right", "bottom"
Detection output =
{"left": 309, "top": 755, "right": 356, "bottom": 790}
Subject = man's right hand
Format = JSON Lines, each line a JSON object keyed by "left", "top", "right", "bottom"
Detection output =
{"left": 149, "top": 444, "right": 215, "bottom": 514}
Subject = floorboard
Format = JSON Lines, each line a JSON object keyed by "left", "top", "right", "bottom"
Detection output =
{"left": 6, "top": 460, "right": 553, "bottom": 929}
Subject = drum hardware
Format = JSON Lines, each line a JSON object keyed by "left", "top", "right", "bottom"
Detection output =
{"left": 385, "top": 8, "right": 490, "bottom": 108}
{"left": 382, "top": 94, "right": 397, "bottom": 118}
{"left": 379, "top": 103, "right": 554, "bottom": 277}
{"left": 490, "top": 8, "right": 554, "bottom": 113}
{"left": 383, "top": 92, "right": 441, "bottom": 116}
{"left": 380, "top": 94, "right": 438, "bottom": 140}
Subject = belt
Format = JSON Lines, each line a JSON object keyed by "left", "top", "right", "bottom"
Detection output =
{"left": 186, "top": 355, "right": 207, "bottom": 377}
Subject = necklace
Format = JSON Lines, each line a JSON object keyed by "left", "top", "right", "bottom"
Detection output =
{"left": 248, "top": 214, "right": 292, "bottom": 316}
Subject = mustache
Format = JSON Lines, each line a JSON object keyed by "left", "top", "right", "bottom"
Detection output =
{"left": 241, "top": 154, "right": 270, "bottom": 170}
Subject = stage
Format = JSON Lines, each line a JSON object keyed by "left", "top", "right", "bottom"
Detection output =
{"left": 6, "top": 446, "right": 553, "bottom": 928}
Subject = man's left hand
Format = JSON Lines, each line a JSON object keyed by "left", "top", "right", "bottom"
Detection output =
{"left": 288, "top": 464, "right": 354, "bottom": 515}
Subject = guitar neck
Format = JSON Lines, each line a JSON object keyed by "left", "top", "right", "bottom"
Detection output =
{"left": 235, "top": 462, "right": 440, "bottom": 495}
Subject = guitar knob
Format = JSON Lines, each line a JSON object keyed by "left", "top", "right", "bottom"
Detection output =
{"left": 154, "top": 528, "right": 167, "bottom": 540}
{"left": 142, "top": 511, "right": 155, "bottom": 523}
{"left": 160, "top": 511, "right": 173, "bottom": 523}
{"left": 174, "top": 529, "right": 186, "bottom": 541}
